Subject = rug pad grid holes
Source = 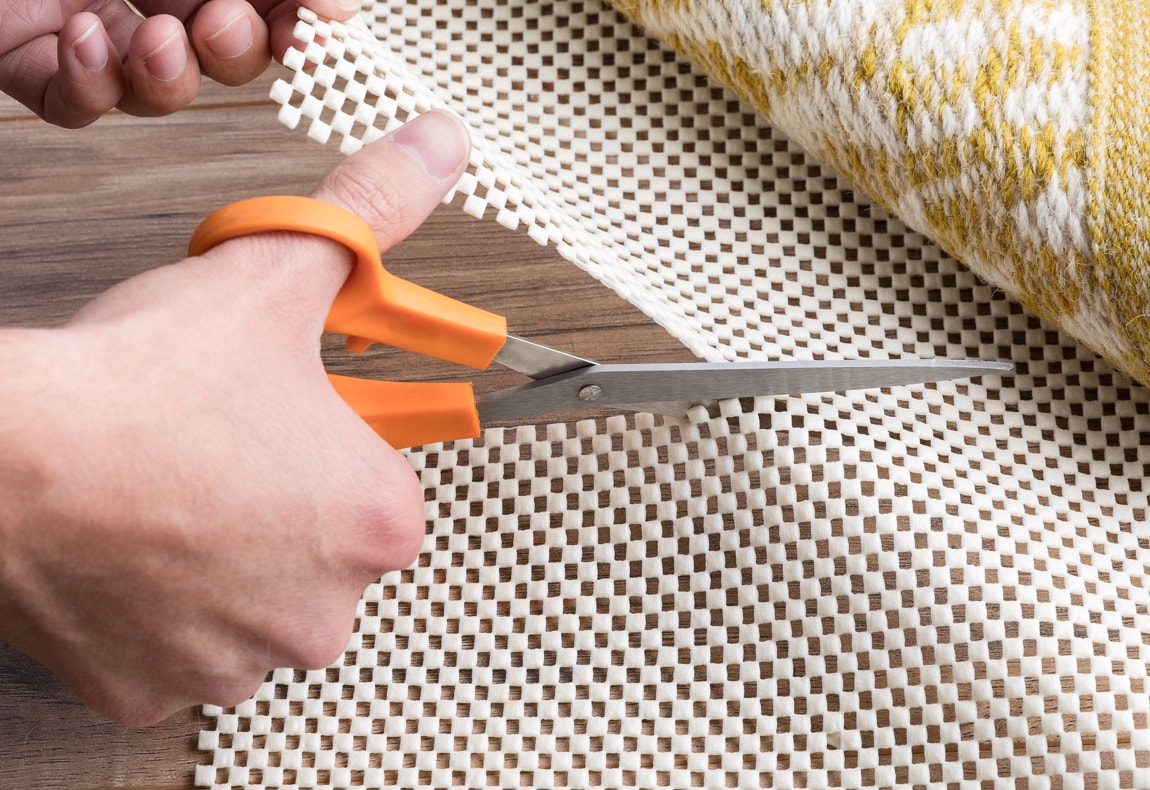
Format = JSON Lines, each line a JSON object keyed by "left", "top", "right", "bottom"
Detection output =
{"left": 201, "top": 2, "right": 1150, "bottom": 788}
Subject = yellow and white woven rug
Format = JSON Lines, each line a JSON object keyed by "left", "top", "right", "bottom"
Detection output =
{"left": 198, "top": 2, "right": 1150, "bottom": 788}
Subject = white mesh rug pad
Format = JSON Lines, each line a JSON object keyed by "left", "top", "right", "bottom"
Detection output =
{"left": 197, "top": 2, "right": 1150, "bottom": 788}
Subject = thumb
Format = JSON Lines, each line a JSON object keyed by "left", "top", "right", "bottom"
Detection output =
{"left": 221, "top": 108, "right": 472, "bottom": 316}
{"left": 248, "top": 109, "right": 473, "bottom": 326}
{"left": 310, "top": 109, "right": 472, "bottom": 271}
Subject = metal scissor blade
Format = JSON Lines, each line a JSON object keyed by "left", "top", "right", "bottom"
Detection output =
{"left": 477, "top": 358, "right": 1013, "bottom": 424}
{"left": 493, "top": 334, "right": 596, "bottom": 379}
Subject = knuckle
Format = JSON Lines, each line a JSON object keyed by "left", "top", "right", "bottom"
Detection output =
{"left": 201, "top": 673, "right": 270, "bottom": 711}
{"left": 385, "top": 506, "right": 428, "bottom": 570}
{"left": 283, "top": 626, "right": 352, "bottom": 670}
{"left": 358, "top": 459, "right": 427, "bottom": 573}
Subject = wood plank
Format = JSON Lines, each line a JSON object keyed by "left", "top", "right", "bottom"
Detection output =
{"left": 0, "top": 643, "right": 210, "bottom": 790}
{"left": 0, "top": 72, "right": 692, "bottom": 788}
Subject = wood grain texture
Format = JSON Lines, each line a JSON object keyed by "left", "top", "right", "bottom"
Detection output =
{"left": 0, "top": 72, "right": 691, "bottom": 788}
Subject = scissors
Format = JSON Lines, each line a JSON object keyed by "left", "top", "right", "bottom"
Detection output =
{"left": 188, "top": 196, "right": 1011, "bottom": 449}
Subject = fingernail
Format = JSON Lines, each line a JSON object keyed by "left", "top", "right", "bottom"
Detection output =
{"left": 390, "top": 112, "right": 469, "bottom": 180}
{"left": 203, "top": 13, "right": 254, "bottom": 60}
{"left": 72, "top": 21, "right": 109, "bottom": 72}
{"left": 336, "top": 0, "right": 364, "bottom": 12}
{"left": 143, "top": 30, "right": 187, "bottom": 82}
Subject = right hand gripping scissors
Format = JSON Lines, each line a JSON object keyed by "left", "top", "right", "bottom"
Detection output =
{"left": 188, "top": 196, "right": 1011, "bottom": 449}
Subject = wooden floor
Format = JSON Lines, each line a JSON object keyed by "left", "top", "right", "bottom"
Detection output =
{"left": 0, "top": 74, "right": 692, "bottom": 789}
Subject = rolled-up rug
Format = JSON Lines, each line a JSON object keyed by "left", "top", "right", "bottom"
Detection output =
{"left": 614, "top": 0, "right": 1150, "bottom": 384}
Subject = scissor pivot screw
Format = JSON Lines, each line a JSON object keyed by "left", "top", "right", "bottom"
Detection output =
{"left": 578, "top": 385, "right": 604, "bottom": 402}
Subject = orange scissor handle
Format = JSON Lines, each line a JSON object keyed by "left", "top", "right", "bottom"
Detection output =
{"left": 327, "top": 376, "right": 479, "bottom": 449}
{"left": 188, "top": 195, "right": 506, "bottom": 448}
{"left": 187, "top": 195, "right": 508, "bottom": 364}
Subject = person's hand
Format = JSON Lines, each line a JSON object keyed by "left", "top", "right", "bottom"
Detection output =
{"left": 0, "top": 110, "right": 470, "bottom": 727}
{"left": 0, "top": 0, "right": 360, "bottom": 127}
